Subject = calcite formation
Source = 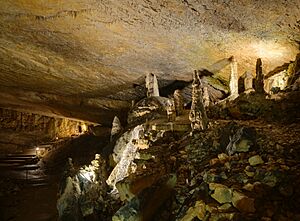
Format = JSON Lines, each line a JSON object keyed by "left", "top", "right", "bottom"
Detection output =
{"left": 189, "top": 70, "right": 208, "bottom": 131}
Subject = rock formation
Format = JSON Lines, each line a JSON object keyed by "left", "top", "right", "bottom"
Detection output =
{"left": 166, "top": 98, "right": 176, "bottom": 122}
{"left": 145, "top": 73, "right": 160, "bottom": 97}
{"left": 202, "top": 86, "right": 210, "bottom": 107}
{"left": 229, "top": 56, "right": 239, "bottom": 99}
{"left": 173, "top": 89, "right": 184, "bottom": 116}
{"left": 110, "top": 116, "right": 122, "bottom": 142}
{"left": 189, "top": 70, "right": 208, "bottom": 131}
{"left": 243, "top": 71, "right": 255, "bottom": 93}
{"left": 255, "top": 58, "right": 265, "bottom": 93}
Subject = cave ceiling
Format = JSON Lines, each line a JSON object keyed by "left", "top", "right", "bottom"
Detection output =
{"left": 0, "top": 0, "right": 299, "bottom": 125}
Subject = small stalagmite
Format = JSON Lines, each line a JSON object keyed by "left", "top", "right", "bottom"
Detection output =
{"left": 166, "top": 98, "right": 176, "bottom": 122}
{"left": 243, "top": 71, "right": 254, "bottom": 93}
{"left": 189, "top": 70, "right": 208, "bottom": 131}
{"left": 173, "top": 89, "right": 184, "bottom": 116}
{"left": 110, "top": 116, "right": 122, "bottom": 141}
{"left": 229, "top": 56, "right": 239, "bottom": 99}
{"left": 255, "top": 58, "right": 265, "bottom": 93}
{"left": 145, "top": 73, "right": 160, "bottom": 97}
{"left": 202, "top": 86, "right": 210, "bottom": 107}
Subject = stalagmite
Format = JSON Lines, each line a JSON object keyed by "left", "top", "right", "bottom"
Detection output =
{"left": 145, "top": 73, "right": 160, "bottom": 97}
{"left": 173, "top": 89, "right": 184, "bottom": 116}
{"left": 166, "top": 98, "right": 176, "bottom": 122}
{"left": 255, "top": 58, "right": 265, "bottom": 93}
{"left": 229, "top": 56, "right": 239, "bottom": 99}
{"left": 111, "top": 116, "right": 122, "bottom": 142}
{"left": 243, "top": 71, "right": 254, "bottom": 93}
{"left": 189, "top": 70, "right": 208, "bottom": 131}
{"left": 202, "top": 86, "right": 210, "bottom": 107}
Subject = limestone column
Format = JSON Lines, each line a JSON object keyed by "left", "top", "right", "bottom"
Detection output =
{"left": 152, "top": 74, "right": 160, "bottom": 96}
{"left": 189, "top": 70, "right": 208, "bottom": 131}
{"left": 255, "top": 58, "right": 264, "bottom": 93}
{"left": 229, "top": 56, "right": 239, "bottom": 99}
{"left": 146, "top": 73, "right": 159, "bottom": 97}
{"left": 173, "top": 89, "right": 184, "bottom": 116}
{"left": 244, "top": 71, "right": 254, "bottom": 93}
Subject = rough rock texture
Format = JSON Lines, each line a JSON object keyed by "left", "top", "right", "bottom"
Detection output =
{"left": 0, "top": 0, "right": 299, "bottom": 124}
{"left": 0, "top": 108, "right": 89, "bottom": 153}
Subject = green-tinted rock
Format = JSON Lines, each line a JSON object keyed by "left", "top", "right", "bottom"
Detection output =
{"left": 248, "top": 155, "right": 264, "bottom": 166}
{"left": 211, "top": 185, "right": 232, "bottom": 204}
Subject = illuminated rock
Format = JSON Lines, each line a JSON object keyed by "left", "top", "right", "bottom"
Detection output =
{"left": 203, "top": 86, "right": 210, "bottom": 107}
{"left": 229, "top": 56, "right": 239, "bottom": 99}
{"left": 57, "top": 176, "right": 82, "bottom": 221}
{"left": 127, "top": 97, "right": 169, "bottom": 125}
{"left": 189, "top": 70, "right": 208, "bottom": 131}
{"left": 146, "top": 73, "right": 160, "bottom": 97}
{"left": 107, "top": 125, "right": 145, "bottom": 193}
{"left": 111, "top": 116, "right": 122, "bottom": 141}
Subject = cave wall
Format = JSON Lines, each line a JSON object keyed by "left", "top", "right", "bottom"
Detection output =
{"left": 0, "top": 108, "right": 88, "bottom": 153}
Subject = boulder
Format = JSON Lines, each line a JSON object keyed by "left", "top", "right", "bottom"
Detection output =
{"left": 226, "top": 127, "right": 256, "bottom": 155}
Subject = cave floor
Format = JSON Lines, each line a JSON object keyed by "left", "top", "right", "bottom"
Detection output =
{"left": 1, "top": 182, "right": 59, "bottom": 221}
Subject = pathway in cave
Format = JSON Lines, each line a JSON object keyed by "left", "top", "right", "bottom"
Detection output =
{"left": 0, "top": 148, "right": 59, "bottom": 221}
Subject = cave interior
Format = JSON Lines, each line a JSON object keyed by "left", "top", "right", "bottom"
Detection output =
{"left": 0, "top": 1, "right": 300, "bottom": 221}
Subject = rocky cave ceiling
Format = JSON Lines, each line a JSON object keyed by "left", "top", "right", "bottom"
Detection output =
{"left": 0, "top": 0, "right": 299, "bottom": 125}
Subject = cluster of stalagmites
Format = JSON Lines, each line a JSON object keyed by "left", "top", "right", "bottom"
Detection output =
{"left": 57, "top": 54, "right": 300, "bottom": 221}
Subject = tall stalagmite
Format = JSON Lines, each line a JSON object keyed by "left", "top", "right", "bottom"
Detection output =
{"left": 146, "top": 73, "right": 160, "bottom": 97}
{"left": 173, "top": 89, "right": 184, "bottom": 116}
{"left": 229, "top": 56, "right": 239, "bottom": 99}
{"left": 255, "top": 58, "right": 265, "bottom": 93}
{"left": 189, "top": 70, "right": 208, "bottom": 131}
{"left": 202, "top": 86, "right": 210, "bottom": 107}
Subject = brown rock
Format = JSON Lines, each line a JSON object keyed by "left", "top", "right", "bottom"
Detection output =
{"left": 232, "top": 191, "right": 255, "bottom": 213}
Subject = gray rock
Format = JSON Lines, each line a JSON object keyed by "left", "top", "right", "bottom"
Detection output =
{"left": 226, "top": 127, "right": 256, "bottom": 155}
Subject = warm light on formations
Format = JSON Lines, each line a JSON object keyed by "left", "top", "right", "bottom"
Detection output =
{"left": 251, "top": 41, "right": 290, "bottom": 59}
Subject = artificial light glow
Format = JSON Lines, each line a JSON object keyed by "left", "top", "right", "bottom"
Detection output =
{"left": 36, "top": 147, "right": 39, "bottom": 151}
{"left": 251, "top": 41, "right": 289, "bottom": 59}
{"left": 81, "top": 124, "right": 87, "bottom": 133}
